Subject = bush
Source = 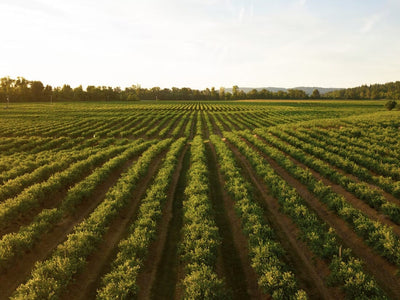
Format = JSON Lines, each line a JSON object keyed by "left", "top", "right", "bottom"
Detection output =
{"left": 384, "top": 100, "right": 397, "bottom": 111}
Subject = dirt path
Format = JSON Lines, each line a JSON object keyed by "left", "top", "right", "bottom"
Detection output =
{"left": 0, "top": 156, "right": 138, "bottom": 299}
{"left": 0, "top": 154, "right": 117, "bottom": 238}
{"left": 245, "top": 140, "right": 400, "bottom": 299}
{"left": 201, "top": 111, "right": 209, "bottom": 138}
{"left": 214, "top": 113, "right": 231, "bottom": 132}
{"left": 277, "top": 132, "right": 400, "bottom": 200}
{"left": 135, "top": 145, "right": 188, "bottom": 299}
{"left": 207, "top": 113, "right": 222, "bottom": 136}
{"left": 258, "top": 135, "right": 400, "bottom": 234}
{"left": 60, "top": 151, "right": 168, "bottom": 300}
{"left": 206, "top": 142, "right": 266, "bottom": 300}
{"left": 323, "top": 159, "right": 400, "bottom": 206}
{"left": 226, "top": 140, "right": 341, "bottom": 300}
{"left": 165, "top": 115, "right": 182, "bottom": 137}
{"left": 151, "top": 148, "right": 190, "bottom": 300}
{"left": 189, "top": 111, "right": 198, "bottom": 139}
{"left": 285, "top": 150, "right": 400, "bottom": 237}
{"left": 178, "top": 113, "right": 191, "bottom": 137}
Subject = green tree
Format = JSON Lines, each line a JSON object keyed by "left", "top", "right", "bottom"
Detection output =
{"left": 43, "top": 85, "right": 53, "bottom": 102}
{"left": 30, "top": 81, "right": 44, "bottom": 100}
{"left": 210, "top": 87, "right": 218, "bottom": 100}
{"left": 232, "top": 85, "right": 239, "bottom": 99}
{"left": 219, "top": 87, "right": 225, "bottom": 100}
{"left": 311, "top": 89, "right": 321, "bottom": 99}
{"left": 73, "top": 85, "right": 85, "bottom": 101}
{"left": 61, "top": 84, "right": 74, "bottom": 100}
{"left": 247, "top": 89, "right": 259, "bottom": 99}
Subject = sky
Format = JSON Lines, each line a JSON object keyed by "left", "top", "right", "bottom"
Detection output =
{"left": 1, "top": 0, "right": 400, "bottom": 89}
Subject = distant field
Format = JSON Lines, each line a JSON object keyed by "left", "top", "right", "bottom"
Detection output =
{"left": 0, "top": 100, "right": 399, "bottom": 299}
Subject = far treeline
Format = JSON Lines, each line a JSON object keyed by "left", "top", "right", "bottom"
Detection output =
{"left": 1, "top": 76, "right": 400, "bottom": 102}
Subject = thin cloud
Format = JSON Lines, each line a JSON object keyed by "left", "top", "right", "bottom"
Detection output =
{"left": 361, "top": 13, "right": 384, "bottom": 33}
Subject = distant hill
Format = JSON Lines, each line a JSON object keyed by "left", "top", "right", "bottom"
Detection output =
{"left": 225, "top": 87, "right": 342, "bottom": 95}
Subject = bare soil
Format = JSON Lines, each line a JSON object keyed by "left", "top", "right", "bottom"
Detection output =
{"left": 0, "top": 152, "right": 122, "bottom": 238}
{"left": 0, "top": 156, "right": 138, "bottom": 300}
{"left": 189, "top": 111, "right": 197, "bottom": 140}
{"left": 261, "top": 134, "right": 400, "bottom": 232}
{"left": 226, "top": 139, "right": 342, "bottom": 300}
{"left": 245, "top": 139, "right": 400, "bottom": 299}
{"left": 207, "top": 112, "right": 222, "bottom": 136}
{"left": 60, "top": 151, "right": 167, "bottom": 300}
{"left": 136, "top": 145, "right": 188, "bottom": 299}
{"left": 151, "top": 148, "right": 190, "bottom": 300}
{"left": 200, "top": 111, "right": 210, "bottom": 138}
{"left": 207, "top": 141, "right": 267, "bottom": 299}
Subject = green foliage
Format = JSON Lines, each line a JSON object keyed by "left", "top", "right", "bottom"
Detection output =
{"left": 180, "top": 136, "right": 227, "bottom": 298}
{"left": 1, "top": 101, "right": 398, "bottom": 298}
{"left": 227, "top": 131, "right": 386, "bottom": 299}
{"left": 325, "top": 81, "right": 400, "bottom": 100}
{"left": 11, "top": 139, "right": 171, "bottom": 300}
{"left": 210, "top": 134, "right": 305, "bottom": 299}
{"left": 385, "top": 100, "right": 397, "bottom": 110}
{"left": 97, "top": 138, "right": 186, "bottom": 299}
{"left": 183, "top": 265, "right": 228, "bottom": 300}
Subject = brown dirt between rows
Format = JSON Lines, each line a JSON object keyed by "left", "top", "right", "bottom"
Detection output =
{"left": 164, "top": 116, "right": 181, "bottom": 138}
{"left": 284, "top": 131, "right": 399, "bottom": 193}
{"left": 226, "top": 140, "right": 341, "bottom": 300}
{"left": 241, "top": 137, "right": 400, "bottom": 299}
{"left": 135, "top": 145, "right": 188, "bottom": 299}
{"left": 0, "top": 152, "right": 118, "bottom": 238}
{"left": 234, "top": 114, "right": 255, "bottom": 131}
{"left": 264, "top": 134, "right": 400, "bottom": 231}
{"left": 320, "top": 157, "right": 400, "bottom": 206}
{"left": 177, "top": 113, "right": 191, "bottom": 138}
{"left": 281, "top": 144, "right": 400, "bottom": 237}
{"left": 207, "top": 113, "right": 222, "bottom": 137}
{"left": 221, "top": 114, "right": 241, "bottom": 131}
{"left": 207, "top": 141, "right": 266, "bottom": 299}
{"left": 296, "top": 130, "right": 396, "bottom": 182}
{"left": 200, "top": 111, "right": 209, "bottom": 139}
{"left": 60, "top": 151, "right": 168, "bottom": 300}
{"left": 0, "top": 156, "right": 139, "bottom": 300}
{"left": 189, "top": 111, "right": 198, "bottom": 140}
{"left": 214, "top": 113, "right": 231, "bottom": 132}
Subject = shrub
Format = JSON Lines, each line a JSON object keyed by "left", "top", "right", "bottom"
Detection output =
{"left": 384, "top": 100, "right": 397, "bottom": 111}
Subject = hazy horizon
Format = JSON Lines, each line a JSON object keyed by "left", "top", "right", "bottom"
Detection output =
{"left": 1, "top": 0, "right": 400, "bottom": 89}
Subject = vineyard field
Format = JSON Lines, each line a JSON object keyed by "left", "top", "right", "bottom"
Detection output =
{"left": 0, "top": 100, "right": 399, "bottom": 299}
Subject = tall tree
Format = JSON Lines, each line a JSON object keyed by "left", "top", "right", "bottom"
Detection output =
{"left": 219, "top": 87, "right": 225, "bottom": 100}
{"left": 30, "top": 81, "right": 44, "bottom": 101}
{"left": 232, "top": 85, "right": 239, "bottom": 99}
{"left": 310, "top": 89, "right": 321, "bottom": 99}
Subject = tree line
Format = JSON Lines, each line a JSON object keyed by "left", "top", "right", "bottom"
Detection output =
{"left": 324, "top": 81, "right": 400, "bottom": 100}
{"left": 1, "top": 76, "right": 399, "bottom": 102}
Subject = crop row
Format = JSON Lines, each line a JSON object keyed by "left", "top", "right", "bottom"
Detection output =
{"left": 180, "top": 136, "right": 227, "bottom": 298}
{"left": 0, "top": 143, "right": 131, "bottom": 227}
{"left": 210, "top": 134, "right": 306, "bottom": 299}
{"left": 254, "top": 128, "right": 400, "bottom": 224}
{"left": 0, "top": 140, "right": 153, "bottom": 270}
{"left": 97, "top": 137, "right": 186, "bottom": 298}
{"left": 242, "top": 130, "right": 400, "bottom": 268}
{"left": 225, "top": 132, "right": 386, "bottom": 298}
{"left": 292, "top": 127, "right": 400, "bottom": 181}
{"left": 11, "top": 138, "right": 171, "bottom": 299}
{"left": 271, "top": 129, "right": 400, "bottom": 198}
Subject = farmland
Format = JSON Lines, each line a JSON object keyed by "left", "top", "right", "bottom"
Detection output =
{"left": 0, "top": 100, "right": 399, "bottom": 299}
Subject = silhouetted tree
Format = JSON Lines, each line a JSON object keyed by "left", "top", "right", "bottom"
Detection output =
{"left": 310, "top": 89, "right": 320, "bottom": 99}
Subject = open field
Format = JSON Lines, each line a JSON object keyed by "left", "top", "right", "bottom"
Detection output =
{"left": 0, "top": 100, "right": 399, "bottom": 299}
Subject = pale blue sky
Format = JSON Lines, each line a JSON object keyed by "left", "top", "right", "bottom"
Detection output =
{"left": 1, "top": 0, "right": 399, "bottom": 89}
